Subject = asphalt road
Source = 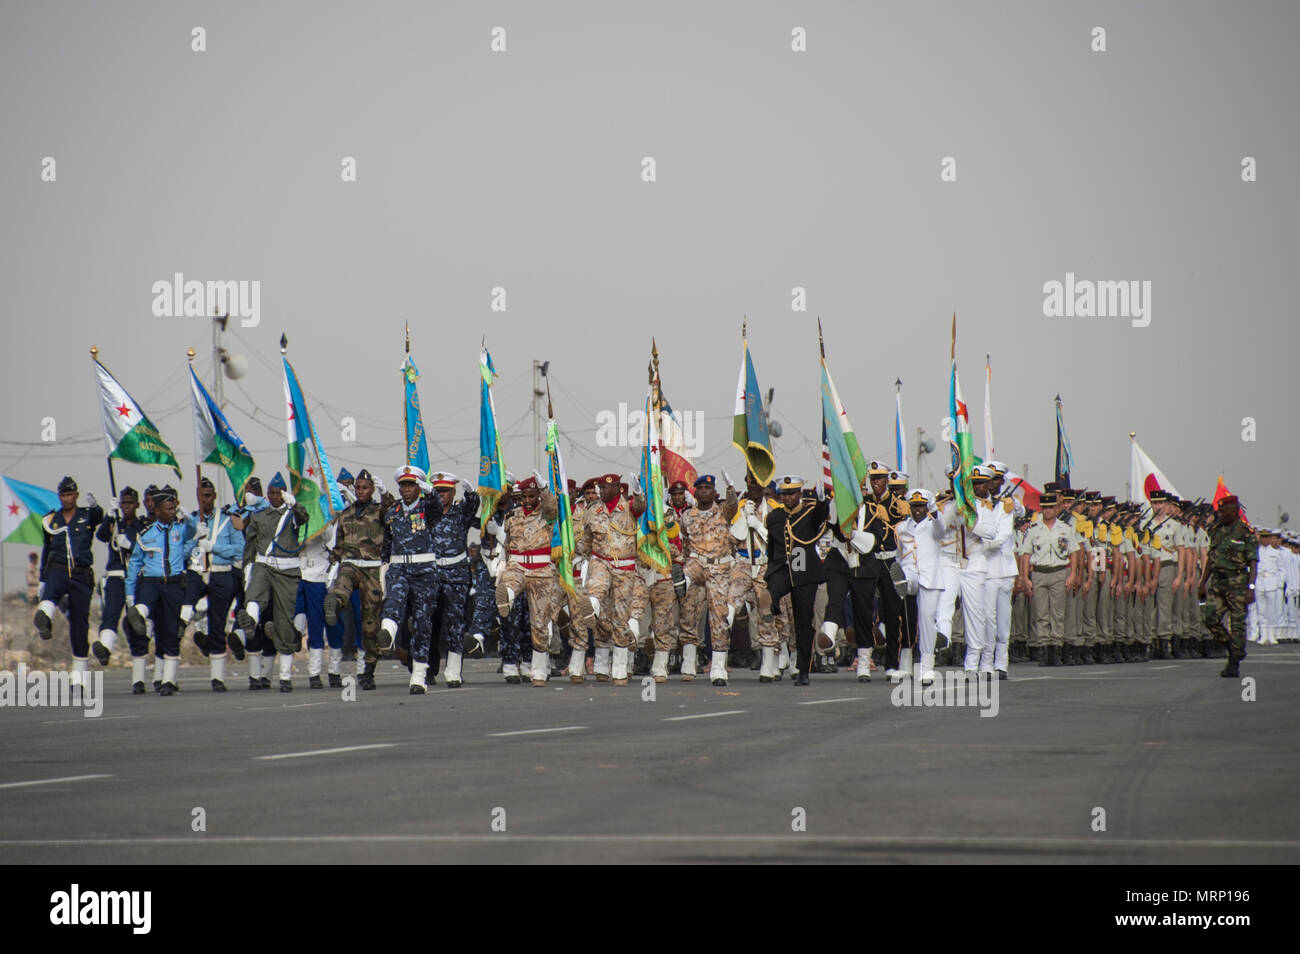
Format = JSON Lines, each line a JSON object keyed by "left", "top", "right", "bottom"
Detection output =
{"left": 2, "top": 646, "right": 1298, "bottom": 864}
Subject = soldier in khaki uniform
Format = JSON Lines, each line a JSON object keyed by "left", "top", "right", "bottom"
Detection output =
{"left": 324, "top": 469, "right": 391, "bottom": 690}
{"left": 680, "top": 474, "right": 741, "bottom": 686}
{"left": 1018, "top": 490, "right": 1079, "bottom": 666}
{"left": 1146, "top": 490, "right": 1184, "bottom": 659}
{"left": 640, "top": 480, "right": 687, "bottom": 683}
{"left": 495, "top": 475, "right": 560, "bottom": 686}
{"left": 577, "top": 473, "right": 649, "bottom": 685}
{"left": 729, "top": 472, "right": 789, "bottom": 682}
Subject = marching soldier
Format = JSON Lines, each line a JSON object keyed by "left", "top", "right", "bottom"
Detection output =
{"left": 425, "top": 472, "right": 480, "bottom": 688}
{"left": 666, "top": 479, "right": 706, "bottom": 676}
{"left": 576, "top": 473, "right": 649, "bottom": 686}
{"left": 495, "top": 474, "right": 560, "bottom": 687}
{"left": 379, "top": 465, "right": 443, "bottom": 693}
{"left": 179, "top": 477, "right": 245, "bottom": 691}
{"left": 91, "top": 487, "right": 145, "bottom": 679}
{"left": 236, "top": 473, "right": 309, "bottom": 692}
{"left": 1198, "top": 495, "right": 1256, "bottom": 677}
{"left": 729, "top": 471, "right": 789, "bottom": 683}
{"left": 865, "top": 461, "right": 909, "bottom": 679}
{"left": 35, "top": 476, "right": 104, "bottom": 688}
{"left": 642, "top": 481, "right": 687, "bottom": 684}
{"left": 679, "top": 474, "right": 741, "bottom": 686}
{"left": 296, "top": 519, "right": 345, "bottom": 689}
{"left": 1018, "top": 490, "right": 1079, "bottom": 666}
{"left": 324, "top": 469, "right": 389, "bottom": 690}
{"left": 972, "top": 465, "right": 1017, "bottom": 678}
{"left": 896, "top": 488, "right": 945, "bottom": 684}
{"left": 125, "top": 487, "right": 195, "bottom": 696}
{"left": 821, "top": 476, "right": 890, "bottom": 684}
{"left": 765, "top": 475, "right": 829, "bottom": 686}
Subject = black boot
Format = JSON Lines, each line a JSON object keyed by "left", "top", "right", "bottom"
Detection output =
{"left": 1039, "top": 645, "right": 1052, "bottom": 667}
{"left": 1220, "top": 655, "right": 1240, "bottom": 678}
{"left": 359, "top": 662, "right": 376, "bottom": 690}
{"left": 1198, "top": 638, "right": 1211, "bottom": 658}
{"left": 1080, "top": 645, "right": 1096, "bottom": 665}
{"left": 1028, "top": 645, "right": 1042, "bottom": 663}
{"left": 1170, "top": 636, "right": 1185, "bottom": 659}
{"left": 1061, "top": 644, "right": 1075, "bottom": 666}
{"left": 1132, "top": 640, "right": 1148, "bottom": 662}
{"left": 328, "top": 673, "right": 343, "bottom": 688}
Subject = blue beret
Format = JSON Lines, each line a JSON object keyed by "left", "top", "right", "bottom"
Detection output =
{"left": 269, "top": 472, "right": 287, "bottom": 490}
{"left": 337, "top": 467, "right": 353, "bottom": 481}
{"left": 693, "top": 475, "right": 716, "bottom": 488}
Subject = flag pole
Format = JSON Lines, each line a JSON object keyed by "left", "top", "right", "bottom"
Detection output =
{"left": 188, "top": 348, "right": 201, "bottom": 508}
{"left": 91, "top": 346, "right": 120, "bottom": 502}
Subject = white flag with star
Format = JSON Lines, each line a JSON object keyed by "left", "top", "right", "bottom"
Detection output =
{"left": 94, "top": 358, "right": 182, "bottom": 477}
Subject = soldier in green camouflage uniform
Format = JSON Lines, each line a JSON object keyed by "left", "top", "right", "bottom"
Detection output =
{"left": 325, "top": 469, "right": 394, "bottom": 690}
{"left": 1198, "top": 495, "right": 1257, "bottom": 678}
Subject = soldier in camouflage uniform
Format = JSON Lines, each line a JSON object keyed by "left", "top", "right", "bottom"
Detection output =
{"left": 729, "top": 471, "right": 790, "bottom": 682}
{"left": 577, "top": 473, "right": 649, "bottom": 686}
{"left": 495, "top": 474, "right": 560, "bottom": 686}
{"left": 680, "top": 474, "right": 741, "bottom": 686}
{"left": 425, "top": 472, "right": 480, "bottom": 688}
{"left": 1198, "top": 495, "right": 1257, "bottom": 677}
{"left": 325, "top": 469, "right": 391, "bottom": 690}
{"left": 641, "top": 483, "right": 687, "bottom": 684}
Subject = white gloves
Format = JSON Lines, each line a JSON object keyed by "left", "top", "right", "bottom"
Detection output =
{"left": 906, "top": 577, "right": 919, "bottom": 596}
{"left": 531, "top": 469, "right": 546, "bottom": 488}
{"left": 281, "top": 491, "right": 297, "bottom": 508}
{"left": 198, "top": 538, "right": 214, "bottom": 553}
{"left": 114, "top": 533, "right": 131, "bottom": 550}
{"left": 485, "top": 520, "right": 505, "bottom": 541}
{"left": 379, "top": 563, "right": 388, "bottom": 594}
{"left": 849, "top": 530, "right": 876, "bottom": 555}
{"left": 417, "top": 480, "right": 433, "bottom": 494}
{"left": 340, "top": 484, "right": 357, "bottom": 505}
{"left": 195, "top": 522, "right": 208, "bottom": 539}
{"left": 815, "top": 480, "right": 826, "bottom": 502}
{"left": 745, "top": 501, "right": 764, "bottom": 531}
{"left": 85, "top": 492, "right": 97, "bottom": 508}
{"left": 373, "top": 477, "right": 387, "bottom": 496}
{"left": 628, "top": 473, "right": 643, "bottom": 496}
{"left": 293, "top": 613, "right": 308, "bottom": 634}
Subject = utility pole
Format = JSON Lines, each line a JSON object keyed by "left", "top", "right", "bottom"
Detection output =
{"left": 532, "top": 360, "right": 549, "bottom": 471}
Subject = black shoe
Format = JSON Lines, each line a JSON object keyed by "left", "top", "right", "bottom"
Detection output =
{"left": 1220, "top": 659, "right": 1240, "bottom": 678}
{"left": 227, "top": 630, "right": 246, "bottom": 661}
{"left": 1080, "top": 646, "right": 1096, "bottom": 666}
{"left": 409, "top": 684, "right": 426, "bottom": 695}
{"left": 91, "top": 640, "right": 111, "bottom": 666}
{"left": 211, "top": 679, "right": 227, "bottom": 692}
{"left": 309, "top": 675, "right": 324, "bottom": 689}
{"left": 33, "top": 608, "right": 53, "bottom": 640}
{"left": 192, "top": 632, "right": 209, "bottom": 656}
{"left": 1170, "top": 637, "right": 1186, "bottom": 659}
{"left": 323, "top": 593, "right": 339, "bottom": 626}
{"left": 1027, "top": 645, "right": 1042, "bottom": 663}
{"left": 505, "top": 673, "right": 521, "bottom": 684}
{"left": 294, "top": 634, "right": 303, "bottom": 653}
{"left": 1061, "top": 645, "right": 1076, "bottom": 666}
{"left": 632, "top": 650, "right": 651, "bottom": 676}
{"left": 131, "top": 681, "right": 145, "bottom": 694}
{"left": 153, "top": 680, "right": 162, "bottom": 693}
{"left": 158, "top": 682, "right": 176, "bottom": 697}
{"left": 795, "top": 673, "right": 810, "bottom": 686}
{"left": 249, "top": 677, "right": 263, "bottom": 690}
{"left": 126, "top": 606, "right": 148, "bottom": 638}
{"left": 1132, "top": 640, "right": 1148, "bottom": 662}
{"left": 811, "top": 657, "right": 838, "bottom": 674}
{"left": 667, "top": 651, "right": 681, "bottom": 674}
{"left": 328, "top": 673, "right": 343, "bottom": 688}
{"left": 279, "top": 680, "right": 292, "bottom": 692}
{"left": 341, "top": 645, "right": 357, "bottom": 662}
{"left": 359, "top": 673, "right": 376, "bottom": 690}
{"left": 998, "top": 670, "right": 1008, "bottom": 681}
{"left": 1198, "top": 638, "right": 1212, "bottom": 658}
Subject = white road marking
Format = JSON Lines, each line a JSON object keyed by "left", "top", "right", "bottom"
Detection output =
{"left": 663, "top": 710, "right": 746, "bottom": 721}
{"left": 243, "top": 702, "right": 330, "bottom": 712}
{"left": 0, "top": 774, "right": 114, "bottom": 790}
{"left": 1149, "top": 665, "right": 1180, "bottom": 670}
{"left": 487, "top": 725, "right": 589, "bottom": 737}
{"left": 37, "top": 715, "right": 140, "bottom": 726}
{"left": 254, "top": 743, "right": 397, "bottom": 761}
{"left": 797, "top": 697, "right": 860, "bottom": 706}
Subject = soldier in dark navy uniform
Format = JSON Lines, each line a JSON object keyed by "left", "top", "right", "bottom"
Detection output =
{"left": 764, "top": 475, "right": 829, "bottom": 686}
{"left": 36, "top": 476, "right": 105, "bottom": 688}
{"left": 425, "top": 472, "right": 480, "bottom": 688}
{"left": 91, "top": 487, "right": 145, "bottom": 679}
{"left": 379, "top": 465, "right": 445, "bottom": 693}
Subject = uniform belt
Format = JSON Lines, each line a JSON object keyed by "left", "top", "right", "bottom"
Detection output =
{"left": 508, "top": 551, "right": 552, "bottom": 569}
{"left": 208, "top": 563, "right": 240, "bottom": 573}
{"left": 103, "top": 569, "right": 125, "bottom": 578}
{"left": 140, "top": 574, "right": 182, "bottom": 584}
{"left": 256, "top": 555, "right": 299, "bottom": 570}
{"left": 390, "top": 552, "right": 467, "bottom": 566}
{"left": 594, "top": 554, "right": 637, "bottom": 571}
{"left": 693, "top": 554, "right": 734, "bottom": 566}
{"left": 1032, "top": 564, "right": 1069, "bottom": 573}
{"left": 344, "top": 558, "right": 383, "bottom": 567}
{"left": 877, "top": 549, "right": 898, "bottom": 560}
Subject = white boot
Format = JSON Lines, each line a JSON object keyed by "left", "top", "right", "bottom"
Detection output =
{"left": 651, "top": 650, "right": 669, "bottom": 683}
{"left": 898, "top": 648, "right": 912, "bottom": 682}
{"left": 921, "top": 652, "right": 936, "bottom": 686}
{"left": 857, "top": 648, "right": 873, "bottom": 683}
{"left": 611, "top": 646, "right": 629, "bottom": 684}
{"left": 308, "top": 648, "right": 323, "bottom": 677}
{"left": 777, "top": 643, "right": 790, "bottom": 676}
{"left": 152, "top": 655, "right": 163, "bottom": 688}
{"left": 327, "top": 647, "right": 342, "bottom": 675}
{"left": 410, "top": 661, "right": 428, "bottom": 692}
{"left": 162, "top": 657, "right": 179, "bottom": 690}
{"left": 278, "top": 653, "right": 293, "bottom": 684}
{"left": 520, "top": 656, "right": 532, "bottom": 681}
{"left": 531, "top": 651, "right": 548, "bottom": 686}
{"left": 680, "top": 643, "right": 698, "bottom": 681}
{"left": 378, "top": 618, "right": 398, "bottom": 651}
{"left": 818, "top": 620, "right": 838, "bottom": 654}
{"left": 710, "top": 647, "right": 728, "bottom": 686}
{"left": 594, "top": 647, "right": 611, "bottom": 681}
{"left": 130, "top": 655, "right": 147, "bottom": 687}
{"left": 445, "top": 651, "right": 464, "bottom": 688}
{"left": 502, "top": 662, "right": 520, "bottom": 683}
{"left": 211, "top": 656, "right": 226, "bottom": 688}
{"left": 70, "top": 658, "right": 87, "bottom": 690}
{"left": 759, "top": 647, "right": 777, "bottom": 682}
{"left": 627, "top": 617, "right": 640, "bottom": 640}
{"left": 98, "top": 628, "right": 117, "bottom": 652}
{"left": 247, "top": 654, "right": 262, "bottom": 681}
{"left": 179, "top": 604, "right": 195, "bottom": 625}
{"left": 568, "top": 647, "right": 586, "bottom": 683}
{"left": 726, "top": 605, "right": 736, "bottom": 628}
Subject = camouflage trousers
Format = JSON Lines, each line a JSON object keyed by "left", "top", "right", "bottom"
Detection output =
{"left": 330, "top": 564, "right": 383, "bottom": 665}
{"left": 684, "top": 557, "right": 744, "bottom": 652}
{"left": 564, "top": 578, "right": 592, "bottom": 651}
{"left": 730, "top": 564, "right": 784, "bottom": 649}
{"left": 646, "top": 576, "right": 698, "bottom": 652}
{"left": 496, "top": 563, "right": 560, "bottom": 654}
{"left": 583, "top": 559, "right": 649, "bottom": 649}
{"left": 1203, "top": 579, "right": 1250, "bottom": 661}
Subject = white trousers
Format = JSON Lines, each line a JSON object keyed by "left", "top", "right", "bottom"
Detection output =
{"left": 959, "top": 569, "right": 987, "bottom": 670}
{"left": 917, "top": 587, "right": 941, "bottom": 658}
{"left": 936, "top": 563, "right": 961, "bottom": 640}
{"left": 982, "top": 576, "right": 1015, "bottom": 672}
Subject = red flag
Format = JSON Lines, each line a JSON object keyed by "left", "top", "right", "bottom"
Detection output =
{"left": 1212, "top": 475, "right": 1250, "bottom": 526}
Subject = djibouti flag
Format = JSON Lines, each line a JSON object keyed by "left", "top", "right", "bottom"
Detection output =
{"left": 948, "top": 316, "right": 976, "bottom": 527}
{"left": 190, "top": 366, "right": 254, "bottom": 496}
{"left": 94, "top": 357, "right": 182, "bottom": 478}
{"left": 2, "top": 475, "right": 59, "bottom": 545}
{"left": 283, "top": 356, "right": 344, "bottom": 540}
{"left": 546, "top": 417, "right": 576, "bottom": 597}
{"left": 478, "top": 347, "right": 506, "bottom": 529}
{"left": 732, "top": 334, "right": 774, "bottom": 485}
{"left": 821, "top": 360, "right": 864, "bottom": 536}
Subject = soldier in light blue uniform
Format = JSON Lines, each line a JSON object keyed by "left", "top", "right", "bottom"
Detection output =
{"left": 126, "top": 486, "right": 196, "bottom": 696}
{"left": 180, "top": 476, "right": 246, "bottom": 691}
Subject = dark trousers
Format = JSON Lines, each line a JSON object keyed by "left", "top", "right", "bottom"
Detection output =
{"left": 43, "top": 566, "right": 93, "bottom": 658}
{"left": 869, "top": 566, "right": 906, "bottom": 668}
{"left": 135, "top": 577, "right": 185, "bottom": 657}
{"left": 769, "top": 573, "right": 820, "bottom": 675}
{"left": 101, "top": 575, "right": 126, "bottom": 636}
{"left": 182, "top": 568, "right": 241, "bottom": 654}
{"left": 824, "top": 568, "right": 881, "bottom": 648}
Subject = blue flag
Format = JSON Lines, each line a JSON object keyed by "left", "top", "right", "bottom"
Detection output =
{"left": 477, "top": 347, "right": 506, "bottom": 529}
{"left": 1055, "top": 395, "right": 1074, "bottom": 489}
{"left": 402, "top": 354, "right": 430, "bottom": 472}
{"left": 732, "top": 335, "right": 774, "bottom": 484}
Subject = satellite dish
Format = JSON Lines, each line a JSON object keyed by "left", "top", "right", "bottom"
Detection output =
{"left": 768, "top": 421, "right": 783, "bottom": 439}
{"left": 223, "top": 352, "right": 248, "bottom": 380}
{"left": 920, "top": 438, "right": 936, "bottom": 455}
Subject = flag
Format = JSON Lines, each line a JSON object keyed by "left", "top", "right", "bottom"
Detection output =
{"left": 402, "top": 353, "right": 430, "bottom": 472}
{"left": 732, "top": 334, "right": 774, "bottom": 485}
{"left": 819, "top": 330, "right": 867, "bottom": 486}
{"left": 894, "top": 380, "right": 906, "bottom": 474}
{"left": 948, "top": 316, "right": 976, "bottom": 527}
{"left": 1212, "top": 475, "right": 1249, "bottom": 526}
{"left": 477, "top": 347, "right": 506, "bottom": 530}
{"left": 1001, "top": 471, "right": 1041, "bottom": 513}
{"left": 547, "top": 417, "right": 577, "bottom": 596}
{"left": 189, "top": 367, "right": 254, "bottom": 496}
{"left": 2, "top": 476, "right": 59, "bottom": 546}
{"left": 1054, "top": 396, "right": 1073, "bottom": 489}
{"left": 658, "top": 389, "right": 699, "bottom": 490}
{"left": 822, "top": 360, "right": 864, "bottom": 535}
{"left": 820, "top": 419, "right": 833, "bottom": 499}
{"left": 282, "top": 356, "right": 344, "bottom": 540}
{"left": 983, "top": 355, "right": 995, "bottom": 460}
{"left": 1130, "top": 438, "right": 1181, "bottom": 505}
{"left": 638, "top": 386, "right": 674, "bottom": 573}
{"left": 94, "top": 357, "right": 182, "bottom": 478}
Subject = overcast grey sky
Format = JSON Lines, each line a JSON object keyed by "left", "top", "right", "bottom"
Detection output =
{"left": 3, "top": 0, "right": 1298, "bottom": 582}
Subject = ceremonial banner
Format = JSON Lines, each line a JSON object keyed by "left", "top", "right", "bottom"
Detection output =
{"left": 822, "top": 360, "right": 864, "bottom": 535}
{"left": 948, "top": 316, "right": 976, "bottom": 527}
{"left": 189, "top": 366, "right": 254, "bottom": 496}
{"left": 283, "top": 356, "right": 344, "bottom": 540}
{"left": 732, "top": 333, "right": 774, "bottom": 485}
{"left": 1130, "top": 437, "right": 1181, "bottom": 505}
{"left": 478, "top": 347, "right": 506, "bottom": 529}
{"left": 638, "top": 366, "right": 673, "bottom": 574}
{"left": 94, "top": 357, "right": 182, "bottom": 478}
{"left": 1212, "top": 475, "right": 1249, "bottom": 525}
{"left": 1055, "top": 395, "right": 1074, "bottom": 489}
{"left": 403, "top": 353, "right": 430, "bottom": 473}
{"left": 1, "top": 476, "right": 59, "bottom": 545}
{"left": 547, "top": 416, "right": 577, "bottom": 596}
